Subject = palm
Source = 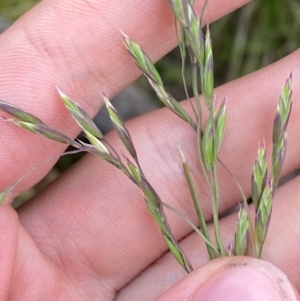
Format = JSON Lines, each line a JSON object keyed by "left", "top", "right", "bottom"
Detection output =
{"left": 0, "top": 1, "right": 299, "bottom": 300}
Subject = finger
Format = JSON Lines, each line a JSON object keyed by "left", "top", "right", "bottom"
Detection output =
{"left": 3, "top": 222, "right": 77, "bottom": 300}
{"left": 155, "top": 257, "right": 299, "bottom": 301}
{"left": 18, "top": 47, "right": 300, "bottom": 293}
{"left": 0, "top": 205, "right": 19, "bottom": 300}
{"left": 0, "top": 0, "right": 251, "bottom": 194}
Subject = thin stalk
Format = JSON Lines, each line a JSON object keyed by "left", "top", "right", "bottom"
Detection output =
{"left": 191, "top": 56, "right": 214, "bottom": 222}
{"left": 127, "top": 159, "right": 193, "bottom": 273}
{"left": 163, "top": 201, "right": 219, "bottom": 255}
{"left": 176, "top": 23, "right": 197, "bottom": 120}
{"left": 190, "top": 49, "right": 223, "bottom": 256}
{"left": 177, "top": 145, "right": 215, "bottom": 259}
{"left": 192, "top": 54, "right": 221, "bottom": 256}
{"left": 200, "top": 0, "right": 210, "bottom": 27}
{"left": 218, "top": 159, "right": 257, "bottom": 254}
{"left": 211, "top": 162, "right": 225, "bottom": 256}
{"left": 190, "top": 55, "right": 212, "bottom": 193}
{"left": 191, "top": 55, "right": 202, "bottom": 123}
{"left": 1, "top": 148, "right": 88, "bottom": 205}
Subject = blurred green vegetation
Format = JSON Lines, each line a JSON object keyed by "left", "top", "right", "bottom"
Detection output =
{"left": 2, "top": 0, "right": 299, "bottom": 101}
{"left": 1, "top": 0, "right": 299, "bottom": 205}
{"left": 153, "top": 0, "right": 300, "bottom": 100}
{"left": 212, "top": 0, "right": 300, "bottom": 84}
{"left": 0, "top": 0, "right": 40, "bottom": 20}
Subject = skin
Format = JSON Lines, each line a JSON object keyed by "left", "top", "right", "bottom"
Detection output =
{"left": 0, "top": 0, "right": 300, "bottom": 300}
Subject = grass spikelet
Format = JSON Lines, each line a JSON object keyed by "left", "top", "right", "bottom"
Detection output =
{"left": 234, "top": 204, "right": 249, "bottom": 256}
{"left": 272, "top": 73, "right": 292, "bottom": 189}
{"left": 180, "top": 0, "right": 204, "bottom": 66}
{"left": 126, "top": 157, "right": 193, "bottom": 273}
{"left": 168, "top": 0, "right": 187, "bottom": 27}
{"left": 251, "top": 141, "right": 267, "bottom": 211}
{"left": 177, "top": 145, "right": 215, "bottom": 259}
{"left": 254, "top": 179, "right": 273, "bottom": 257}
{"left": 103, "top": 93, "right": 138, "bottom": 163}
{"left": 201, "top": 98, "right": 226, "bottom": 170}
{"left": 202, "top": 114, "right": 214, "bottom": 170}
{"left": 121, "top": 32, "right": 163, "bottom": 86}
{"left": 1, "top": 117, "right": 81, "bottom": 148}
{"left": 214, "top": 97, "right": 227, "bottom": 154}
{"left": 121, "top": 32, "right": 197, "bottom": 130}
{"left": 0, "top": 100, "right": 42, "bottom": 124}
{"left": 83, "top": 130, "right": 110, "bottom": 154}
{"left": 203, "top": 25, "right": 214, "bottom": 106}
{"left": 56, "top": 87, "right": 104, "bottom": 140}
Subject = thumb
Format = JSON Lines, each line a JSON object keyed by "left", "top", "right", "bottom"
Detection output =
{"left": 156, "top": 257, "right": 299, "bottom": 301}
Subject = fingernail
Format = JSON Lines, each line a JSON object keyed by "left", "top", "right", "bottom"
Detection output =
{"left": 192, "top": 264, "right": 284, "bottom": 301}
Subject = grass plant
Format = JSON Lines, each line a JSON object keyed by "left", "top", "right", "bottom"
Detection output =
{"left": 0, "top": 0, "right": 294, "bottom": 273}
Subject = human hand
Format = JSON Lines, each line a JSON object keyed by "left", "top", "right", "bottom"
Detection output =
{"left": 0, "top": 0, "right": 300, "bottom": 300}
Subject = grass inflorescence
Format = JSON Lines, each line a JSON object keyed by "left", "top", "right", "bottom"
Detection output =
{"left": 0, "top": 0, "right": 293, "bottom": 272}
